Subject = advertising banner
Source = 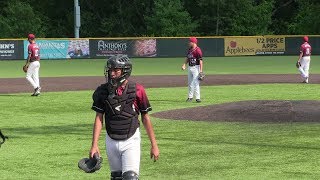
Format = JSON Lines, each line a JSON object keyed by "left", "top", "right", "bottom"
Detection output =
{"left": 24, "top": 40, "right": 69, "bottom": 59}
{"left": 0, "top": 40, "right": 24, "bottom": 60}
{"left": 224, "top": 36, "right": 286, "bottom": 56}
{"left": 132, "top": 39, "right": 157, "bottom": 57}
{"left": 23, "top": 39, "right": 90, "bottom": 59}
{"left": 89, "top": 39, "right": 157, "bottom": 58}
{"left": 67, "top": 39, "right": 90, "bottom": 59}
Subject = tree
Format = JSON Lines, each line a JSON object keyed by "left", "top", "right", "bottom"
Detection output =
{"left": 224, "top": 0, "right": 275, "bottom": 35}
{"left": 270, "top": 0, "right": 298, "bottom": 35}
{"left": 288, "top": 0, "right": 320, "bottom": 34}
{"left": 0, "top": 0, "right": 46, "bottom": 38}
{"left": 145, "top": 0, "right": 198, "bottom": 36}
{"left": 80, "top": 0, "right": 153, "bottom": 37}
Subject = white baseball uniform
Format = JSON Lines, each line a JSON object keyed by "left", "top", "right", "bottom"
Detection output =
{"left": 298, "top": 41, "right": 312, "bottom": 82}
{"left": 26, "top": 42, "right": 41, "bottom": 92}
{"left": 186, "top": 47, "right": 203, "bottom": 100}
{"left": 188, "top": 65, "right": 201, "bottom": 99}
{"left": 106, "top": 128, "right": 141, "bottom": 173}
{"left": 26, "top": 61, "right": 40, "bottom": 89}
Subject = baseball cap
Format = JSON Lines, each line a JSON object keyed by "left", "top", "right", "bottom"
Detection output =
{"left": 189, "top": 37, "right": 197, "bottom": 44}
{"left": 303, "top": 36, "right": 308, "bottom": 42}
{"left": 28, "top": 34, "right": 35, "bottom": 39}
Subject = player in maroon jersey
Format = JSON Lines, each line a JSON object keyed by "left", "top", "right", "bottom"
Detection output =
{"left": 181, "top": 37, "right": 203, "bottom": 102}
{"left": 89, "top": 55, "right": 159, "bottom": 179}
{"left": 297, "top": 36, "right": 312, "bottom": 83}
{"left": 25, "top": 34, "right": 41, "bottom": 96}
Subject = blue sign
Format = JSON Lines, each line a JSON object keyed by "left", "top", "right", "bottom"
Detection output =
{"left": 24, "top": 40, "right": 69, "bottom": 59}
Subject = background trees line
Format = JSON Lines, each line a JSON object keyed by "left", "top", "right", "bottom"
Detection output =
{"left": 0, "top": 0, "right": 319, "bottom": 38}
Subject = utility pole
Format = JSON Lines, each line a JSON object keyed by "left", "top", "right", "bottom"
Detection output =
{"left": 74, "top": 0, "right": 81, "bottom": 38}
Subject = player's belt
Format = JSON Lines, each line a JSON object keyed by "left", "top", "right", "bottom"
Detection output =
{"left": 189, "top": 64, "right": 198, "bottom": 67}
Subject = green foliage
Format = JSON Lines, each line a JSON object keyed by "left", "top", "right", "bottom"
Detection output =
{"left": 288, "top": 0, "right": 320, "bottom": 34}
{"left": 0, "top": 0, "right": 319, "bottom": 37}
{"left": 0, "top": 0, "right": 47, "bottom": 38}
{"left": 226, "top": 0, "right": 275, "bottom": 35}
{"left": 145, "top": 0, "right": 198, "bottom": 36}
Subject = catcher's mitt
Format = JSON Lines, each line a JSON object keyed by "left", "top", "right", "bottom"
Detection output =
{"left": 23, "top": 65, "right": 28, "bottom": 73}
{"left": 296, "top": 61, "right": 301, "bottom": 68}
{"left": 0, "top": 130, "right": 8, "bottom": 148}
{"left": 198, "top": 72, "right": 205, "bottom": 81}
{"left": 78, "top": 153, "right": 102, "bottom": 173}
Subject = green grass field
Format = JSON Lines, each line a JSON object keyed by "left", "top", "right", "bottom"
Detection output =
{"left": 1, "top": 56, "right": 320, "bottom": 78}
{"left": 1, "top": 56, "right": 320, "bottom": 179}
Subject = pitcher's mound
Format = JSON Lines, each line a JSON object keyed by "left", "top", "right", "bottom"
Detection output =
{"left": 152, "top": 100, "right": 320, "bottom": 123}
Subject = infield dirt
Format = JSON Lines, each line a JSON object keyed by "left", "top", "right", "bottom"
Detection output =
{"left": 1, "top": 74, "right": 319, "bottom": 123}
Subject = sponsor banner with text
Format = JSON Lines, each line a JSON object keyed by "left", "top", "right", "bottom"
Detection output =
{"left": 24, "top": 40, "right": 69, "bottom": 59}
{"left": 0, "top": 40, "right": 24, "bottom": 60}
{"left": 23, "top": 39, "right": 90, "bottom": 59}
{"left": 89, "top": 39, "right": 157, "bottom": 58}
{"left": 225, "top": 36, "right": 286, "bottom": 56}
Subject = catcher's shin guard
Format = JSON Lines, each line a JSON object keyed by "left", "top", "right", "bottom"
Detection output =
{"left": 122, "top": 171, "right": 139, "bottom": 180}
{"left": 111, "top": 171, "right": 122, "bottom": 180}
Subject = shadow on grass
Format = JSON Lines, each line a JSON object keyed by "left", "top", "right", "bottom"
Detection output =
{"left": 0, "top": 94, "right": 26, "bottom": 97}
{"left": 160, "top": 137, "right": 320, "bottom": 150}
{"left": 149, "top": 99, "right": 185, "bottom": 103}
{"left": 2, "top": 123, "right": 94, "bottom": 138}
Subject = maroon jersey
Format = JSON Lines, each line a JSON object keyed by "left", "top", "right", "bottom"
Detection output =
{"left": 187, "top": 47, "right": 202, "bottom": 66}
{"left": 28, "top": 43, "right": 40, "bottom": 61}
{"left": 92, "top": 82, "right": 152, "bottom": 114}
{"left": 300, "top": 42, "right": 312, "bottom": 57}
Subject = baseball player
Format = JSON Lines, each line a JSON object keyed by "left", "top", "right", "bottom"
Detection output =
{"left": 297, "top": 36, "right": 312, "bottom": 83}
{"left": 181, "top": 37, "right": 203, "bottom": 103}
{"left": 89, "top": 55, "right": 159, "bottom": 180}
{"left": 25, "top": 34, "right": 41, "bottom": 96}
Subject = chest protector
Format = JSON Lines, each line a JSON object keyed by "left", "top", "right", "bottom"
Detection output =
{"left": 104, "top": 82, "right": 139, "bottom": 140}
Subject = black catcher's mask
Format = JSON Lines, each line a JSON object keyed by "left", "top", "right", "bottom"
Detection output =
{"left": 104, "top": 55, "right": 132, "bottom": 96}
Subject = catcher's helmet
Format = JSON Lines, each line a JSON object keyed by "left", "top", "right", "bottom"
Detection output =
{"left": 105, "top": 54, "right": 132, "bottom": 87}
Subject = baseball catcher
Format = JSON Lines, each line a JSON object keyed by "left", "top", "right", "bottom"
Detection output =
{"left": 89, "top": 54, "right": 159, "bottom": 179}
{"left": 296, "top": 61, "right": 301, "bottom": 68}
{"left": 78, "top": 152, "right": 102, "bottom": 173}
{"left": 198, "top": 72, "right": 205, "bottom": 81}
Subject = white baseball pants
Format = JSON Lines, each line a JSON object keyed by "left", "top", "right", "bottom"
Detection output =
{"left": 105, "top": 128, "right": 141, "bottom": 174}
{"left": 188, "top": 65, "right": 200, "bottom": 99}
{"left": 26, "top": 61, "right": 40, "bottom": 89}
{"left": 298, "top": 56, "right": 310, "bottom": 79}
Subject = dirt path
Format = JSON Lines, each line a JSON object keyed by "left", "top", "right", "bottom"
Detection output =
{"left": 2, "top": 74, "right": 318, "bottom": 123}
{"left": 0, "top": 74, "right": 317, "bottom": 94}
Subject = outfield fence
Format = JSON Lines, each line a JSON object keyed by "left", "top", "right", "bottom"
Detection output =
{"left": 1, "top": 35, "right": 320, "bottom": 60}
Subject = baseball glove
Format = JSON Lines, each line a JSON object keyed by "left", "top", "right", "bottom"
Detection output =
{"left": 198, "top": 72, "right": 205, "bottom": 81}
{"left": 23, "top": 65, "right": 28, "bottom": 73}
{"left": 296, "top": 61, "right": 301, "bottom": 68}
{"left": 78, "top": 153, "right": 103, "bottom": 173}
{"left": 0, "top": 130, "right": 8, "bottom": 148}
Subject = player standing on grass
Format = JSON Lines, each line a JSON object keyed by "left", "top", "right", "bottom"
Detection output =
{"left": 181, "top": 37, "right": 203, "bottom": 103}
{"left": 25, "top": 34, "right": 41, "bottom": 96}
{"left": 89, "top": 55, "right": 159, "bottom": 180}
{"left": 297, "top": 36, "right": 312, "bottom": 83}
